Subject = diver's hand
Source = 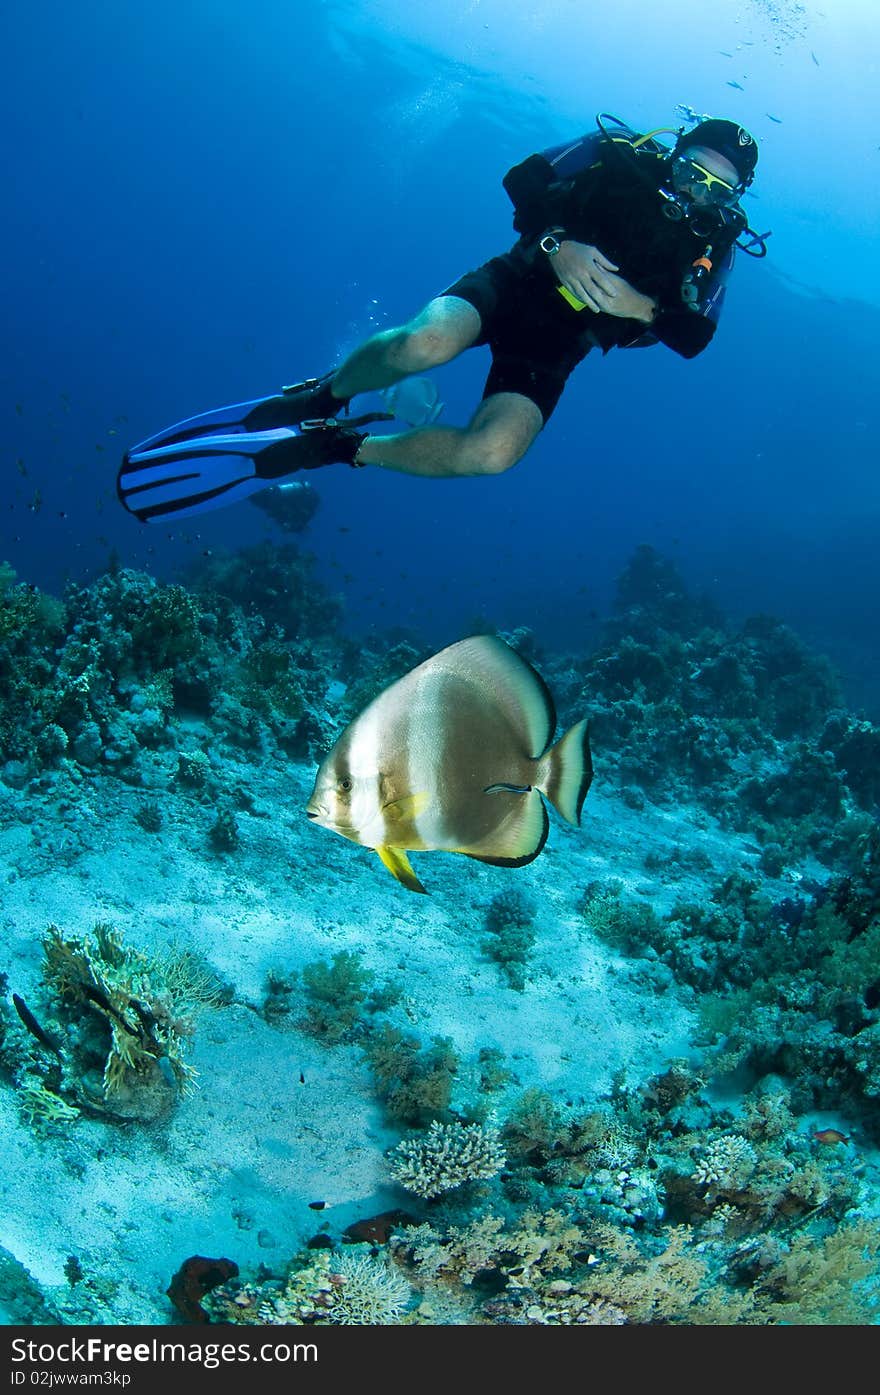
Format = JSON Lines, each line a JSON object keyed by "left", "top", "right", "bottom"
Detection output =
{"left": 554, "top": 241, "right": 656, "bottom": 321}
{"left": 593, "top": 273, "right": 657, "bottom": 321}
{"left": 553, "top": 241, "right": 619, "bottom": 311}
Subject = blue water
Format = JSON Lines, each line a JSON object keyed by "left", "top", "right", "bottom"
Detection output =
{"left": 3, "top": 0, "right": 879, "bottom": 706}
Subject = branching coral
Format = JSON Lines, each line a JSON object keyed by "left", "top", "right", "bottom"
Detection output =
{"left": 389, "top": 1121, "right": 505, "bottom": 1199}
{"left": 323, "top": 1251, "right": 413, "bottom": 1324}
{"left": 691, "top": 1135, "right": 759, "bottom": 1192}
{"left": 395, "top": 1209, "right": 585, "bottom": 1293}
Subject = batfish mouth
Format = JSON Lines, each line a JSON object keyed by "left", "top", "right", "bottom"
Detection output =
{"left": 306, "top": 805, "right": 357, "bottom": 834}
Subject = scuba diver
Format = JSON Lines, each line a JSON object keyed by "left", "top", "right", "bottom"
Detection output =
{"left": 118, "top": 115, "right": 766, "bottom": 523}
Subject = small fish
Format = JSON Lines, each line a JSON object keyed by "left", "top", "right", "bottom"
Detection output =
{"left": 381, "top": 376, "right": 444, "bottom": 427}
{"left": 811, "top": 50, "right": 820, "bottom": 65}
{"left": 718, "top": 50, "right": 734, "bottom": 57}
{"left": 766, "top": 113, "right": 783, "bottom": 124}
{"left": 308, "top": 1200, "right": 330, "bottom": 1211}
{"left": 306, "top": 635, "right": 593, "bottom": 894}
{"left": 12, "top": 993, "right": 63, "bottom": 1055}
{"left": 727, "top": 79, "right": 746, "bottom": 91}
{"left": 812, "top": 1127, "right": 849, "bottom": 1146}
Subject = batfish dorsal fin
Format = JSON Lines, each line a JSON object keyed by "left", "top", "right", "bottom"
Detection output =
{"left": 430, "top": 635, "right": 556, "bottom": 759}
{"left": 377, "top": 845, "right": 428, "bottom": 894}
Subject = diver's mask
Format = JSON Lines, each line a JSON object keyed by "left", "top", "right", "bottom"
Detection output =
{"left": 658, "top": 157, "right": 745, "bottom": 236}
{"left": 671, "top": 153, "right": 744, "bottom": 208}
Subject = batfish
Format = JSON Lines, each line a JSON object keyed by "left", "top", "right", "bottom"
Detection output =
{"left": 381, "top": 375, "right": 444, "bottom": 426}
{"left": 306, "top": 635, "right": 592, "bottom": 893}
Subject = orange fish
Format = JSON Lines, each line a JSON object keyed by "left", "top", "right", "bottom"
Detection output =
{"left": 812, "top": 1128, "right": 850, "bottom": 1146}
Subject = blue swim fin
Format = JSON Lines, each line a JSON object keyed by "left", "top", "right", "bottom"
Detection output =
{"left": 131, "top": 374, "right": 345, "bottom": 452}
{"left": 118, "top": 397, "right": 391, "bottom": 524}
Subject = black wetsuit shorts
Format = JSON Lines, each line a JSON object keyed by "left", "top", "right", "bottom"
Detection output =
{"left": 440, "top": 251, "right": 597, "bottom": 423}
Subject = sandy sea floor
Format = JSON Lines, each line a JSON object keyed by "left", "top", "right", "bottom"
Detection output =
{"left": 0, "top": 736, "right": 770, "bottom": 1325}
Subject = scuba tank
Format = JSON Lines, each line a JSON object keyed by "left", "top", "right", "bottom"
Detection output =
{"left": 502, "top": 113, "right": 674, "bottom": 234}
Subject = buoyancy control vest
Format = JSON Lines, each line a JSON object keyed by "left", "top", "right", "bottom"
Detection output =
{"left": 503, "top": 114, "right": 745, "bottom": 345}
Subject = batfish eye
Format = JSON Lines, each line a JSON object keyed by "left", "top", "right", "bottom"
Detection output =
{"left": 338, "top": 776, "right": 353, "bottom": 792}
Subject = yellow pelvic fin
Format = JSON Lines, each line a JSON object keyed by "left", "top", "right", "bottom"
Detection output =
{"left": 376, "top": 845, "right": 428, "bottom": 895}
{"left": 382, "top": 791, "right": 430, "bottom": 822}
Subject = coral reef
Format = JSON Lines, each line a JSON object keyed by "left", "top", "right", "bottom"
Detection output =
{"left": 4, "top": 543, "right": 880, "bottom": 1327}
{"left": 0, "top": 548, "right": 347, "bottom": 784}
{"left": 188, "top": 541, "right": 340, "bottom": 641}
{"left": 0, "top": 1246, "right": 61, "bottom": 1324}
{"left": 543, "top": 546, "right": 874, "bottom": 874}
{"left": 205, "top": 1248, "right": 412, "bottom": 1326}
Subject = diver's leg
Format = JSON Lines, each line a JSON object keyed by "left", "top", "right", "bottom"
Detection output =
{"left": 354, "top": 391, "right": 543, "bottom": 478}
{"left": 330, "top": 296, "right": 482, "bottom": 399}
{"left": 247, "top": 296, "right": 480, "bottom": 425}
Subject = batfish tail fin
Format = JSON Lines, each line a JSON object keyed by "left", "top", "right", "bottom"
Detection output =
{"left": 377, "top": 845, "right": 428, "bottom": 894}
{"left": 535, "top": 718, "right": 593, "bottom": 827}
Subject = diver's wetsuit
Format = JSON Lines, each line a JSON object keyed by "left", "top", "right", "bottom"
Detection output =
{"left": 441, "top": 138, "right": 735, "bottom": 423}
